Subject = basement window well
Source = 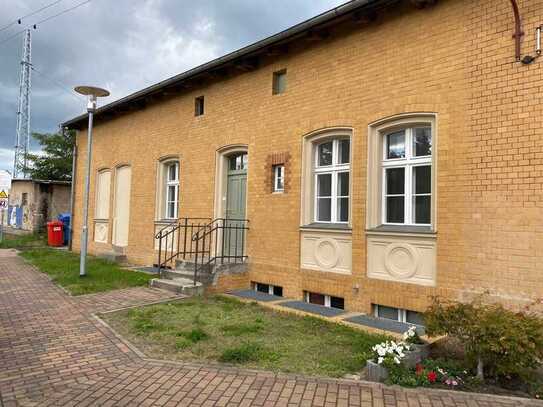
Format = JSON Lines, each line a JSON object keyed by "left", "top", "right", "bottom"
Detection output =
{"left": 253, "top": 282, "right": 283, "bottom": 297}
{"left": 304, "top": 291, "right": 344, "bottom": 310}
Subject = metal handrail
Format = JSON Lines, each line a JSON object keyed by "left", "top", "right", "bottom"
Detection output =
{"left": 191, "top": 218, "right": 249, "bottom": 286}
{"left": 155, "top": 217, "right": 249, "bottom": 286}
{"left": 155, "top": 217, "right": 211, "bottom": 275}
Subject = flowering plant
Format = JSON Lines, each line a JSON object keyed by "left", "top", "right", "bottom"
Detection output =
{"left": 402, "top": 326, "right": 424, "bottom": 345}
{"left": 371, "top": 340, "right": 411, "bottom": 368}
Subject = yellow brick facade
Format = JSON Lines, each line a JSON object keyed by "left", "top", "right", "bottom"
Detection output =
{"left": 70, "top": 0, "right": 543, "bottom": 314}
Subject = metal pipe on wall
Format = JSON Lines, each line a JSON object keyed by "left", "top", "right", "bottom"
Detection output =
{"left": 509, "top": 0, "right": 524, "bottom": 61}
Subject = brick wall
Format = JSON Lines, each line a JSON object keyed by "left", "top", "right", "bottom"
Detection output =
{"left": 71, "top": 0, "right": 543, "bottom": 313}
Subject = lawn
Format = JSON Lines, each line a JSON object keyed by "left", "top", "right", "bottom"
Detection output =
{"left": 20, "top": 248, "right": 153, "bottom": 295}
{"left": 102, "top": 295, "right": 389, "bottom": 377}
{"left": 0, "top": 233, "right": 47, "bottom": 249}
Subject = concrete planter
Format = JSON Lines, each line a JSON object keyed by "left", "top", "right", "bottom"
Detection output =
{"left": 365, "top": 360, "right": 389, "bottom": 382}
{"left": 403, "top": 342, "right": 430, "bottom": 368}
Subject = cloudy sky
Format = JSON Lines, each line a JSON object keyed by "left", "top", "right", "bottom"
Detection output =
{"left": 0, "top": 0, "right": 346, "bottom": 172}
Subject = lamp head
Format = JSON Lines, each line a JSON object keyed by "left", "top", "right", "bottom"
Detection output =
{"left": 74, "top": 86, "right": 110, "bottom": 112}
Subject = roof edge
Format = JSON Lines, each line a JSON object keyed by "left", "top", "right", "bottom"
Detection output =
{"left": 62, "top": 0, "right": 394, "bottom": 129}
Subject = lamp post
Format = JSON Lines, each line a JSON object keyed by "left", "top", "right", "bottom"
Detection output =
{"left": 74, "top": 86, "right": 110, "bottom": 277}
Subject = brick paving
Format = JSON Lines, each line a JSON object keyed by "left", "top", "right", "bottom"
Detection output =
{"left": 0, "top": 251, "right": 540, "bottom": 406}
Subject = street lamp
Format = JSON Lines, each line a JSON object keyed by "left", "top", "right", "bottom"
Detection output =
{"left": 74, "top": 85, "right": 110, "bottom": 277}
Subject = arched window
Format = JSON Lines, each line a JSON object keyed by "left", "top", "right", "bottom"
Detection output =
{"left": 301, "top": 128, "right": 352, "bottom": 227}
{"left": 156, "top": 158, "right": 180, "bottom": 220}
{"left": 314, "top": 139, "right": 350, "bottom": 223}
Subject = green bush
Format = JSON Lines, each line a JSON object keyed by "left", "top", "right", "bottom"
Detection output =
{"left": 425, "top": 297, "right": 543, "bottom": 380}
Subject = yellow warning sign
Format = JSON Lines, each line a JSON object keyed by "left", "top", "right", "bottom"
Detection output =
{"left": 0, "top": 190, "right": 8, "bottom": 199}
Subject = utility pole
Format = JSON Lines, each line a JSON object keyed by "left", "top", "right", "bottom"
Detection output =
{"left": 13, "top": 29, "right": 32, "bottom": 179}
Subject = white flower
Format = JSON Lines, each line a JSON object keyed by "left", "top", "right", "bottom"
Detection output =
{"left": 377, "top": 357, "right": 384, "bottom": 364}
{"left": 394, "top": 357, "right": 401, "bottom": 364}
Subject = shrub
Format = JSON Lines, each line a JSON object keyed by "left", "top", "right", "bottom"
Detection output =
{"left": 425, "top": 297, "right": 543, "bottom": 380}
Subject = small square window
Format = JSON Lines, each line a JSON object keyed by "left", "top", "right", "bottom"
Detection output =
{"left": 195, "top": 96, "right": 205, "bottom": 116}
{"left": 272, "top": 70, "right": 287, "bottom": 95}
{"left": 273, "top": 165, "right": 285, "bottom": 192}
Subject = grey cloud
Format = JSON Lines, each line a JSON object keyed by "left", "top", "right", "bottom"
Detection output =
{"left": 0, "top": 0, "right": 344, "bottom": 171}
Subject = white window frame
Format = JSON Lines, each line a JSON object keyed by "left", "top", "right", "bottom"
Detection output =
{"left": 164, "top": 161, "right": 179, "bottom": 220}
{"left": 253, "top": 282, "right": 281, "bottom": 296}
{"left": 304, "top": 291, "right": 345, "bottom": 309}
{"left": 381, "top": 127, "right": 432, "bottom": 226}
{"left": 313, "top": 138, "right": 350, "bottom": 224}
{"left": 373, "top": 304, "right": 424, "bottom": 325}
{"left": 273, "top": 165, "right": 285, "bottom": 193}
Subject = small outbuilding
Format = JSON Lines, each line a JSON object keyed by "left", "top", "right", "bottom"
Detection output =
{"left": 8, "top": 179, "right": 71, "bottom": 232}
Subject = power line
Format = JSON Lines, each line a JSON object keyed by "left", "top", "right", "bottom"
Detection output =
{"left": 0, "top": 0, "right": 64, "bottom": 33}
{"left": 0, "top": 0, "right": 92, "bottom": 46}
{"left": 31, "top": 65, "right": 84, "bottom": 102}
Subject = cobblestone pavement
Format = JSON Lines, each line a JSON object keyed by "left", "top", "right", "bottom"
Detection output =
{"left": 0, "top": 250, "right": 540, "bottom": 406}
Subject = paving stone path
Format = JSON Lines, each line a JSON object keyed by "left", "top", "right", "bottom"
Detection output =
{"left": 0, "top": 249, "right": 540, "bottom": 406}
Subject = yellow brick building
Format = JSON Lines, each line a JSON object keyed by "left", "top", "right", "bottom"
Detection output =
{"left": 64, "top": 0, "right": 543, "bottom": 324}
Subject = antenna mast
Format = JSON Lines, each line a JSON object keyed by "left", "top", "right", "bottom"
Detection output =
{"left": 13, "top": 29, "right": 32, "bottom": 178}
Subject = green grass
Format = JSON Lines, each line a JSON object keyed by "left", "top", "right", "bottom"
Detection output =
{"left": 20, "top": 248, "right": 153, "bottom": 295}
{"left": 0, "top": 233, "right": 47, "bottom": 249}
{"left": 103, "top": 295, "right": 389, "bottom": 377}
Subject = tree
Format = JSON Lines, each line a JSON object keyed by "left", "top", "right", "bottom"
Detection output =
{"left": 25, "top": 130, "right": 75, "bottom": 181}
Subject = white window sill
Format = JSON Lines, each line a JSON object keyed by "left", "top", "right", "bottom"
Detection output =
{"left": 366, "top": 225, "right": 436, "bottom": 238}
{"left": 300, "top": 223, "right": 352, "bottom": 233}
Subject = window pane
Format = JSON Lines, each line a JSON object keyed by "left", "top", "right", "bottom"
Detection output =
{"left": 167, "top": 185, "right": 176, "bottom": 202}
{"left": 386, "top": 167, "right": 405, "bottom": 195}
{"left": 168, "top": 163, "right": 178, "bottom": 181}
{"left": 387, "top": 196, "right": 405, "bottom": 223}
{"left": 318, "top": 142, "right": 333, "bottom": 166}
{"left": 406, "top": 310, "right": 425, "bottom": 326}
{"left": 330, "top": 296, "right": 345, "bottom": 310}
{"left": 386, "top": 131, "right": 406, "bottom": 159}
{"left": 167, "top": 202, "right": 175, "bottom": 218}
{"left": 308, "top": 292, "right": 325, "bottom": 305}
{"left": 276, "top": 177, "right": 284, "bottom": 191}
{"left": 414, "top": 195, "right": 431, "bottom": 224}
{"left": 413, "top": 166, "right": 431, "bottom": 194}
{"left": 337, "top": 172, "right": 349, "bottom": 196}
{"left": 337, "top": 198, "right": 349, "bottom": 222}
{"left": 413, "top": 127, "right": 432, "bottom": 157}
{"left": 338, "top": 139, "right": 350, "bottom": 164}
{"left": 377, "top": 305, "right": 399, "bottom": 321}
{"left": 273, "top": 286, "right": 283, "bottom": 297}
{"left": 317, "top": 174, "right": 332, "bottom": 197}
{"left": 256, "top": 283, "right": 270, "bottom": 294}
{"left": 317, "top": 198, "right": 332, "bottom": 221}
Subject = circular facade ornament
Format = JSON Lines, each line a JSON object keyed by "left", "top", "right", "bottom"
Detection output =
{"left": 384, "top": 243, "right": 419, "bottom": 279}
{"left": 314, "top": 238, "right": 340, "bottom": 269}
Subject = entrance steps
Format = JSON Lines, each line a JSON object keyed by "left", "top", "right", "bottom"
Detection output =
{"left": 149, "top": 257, "right": 248, "bottom": 295}
{"left": 150, "top": 277, "right": 203, "bottom": 296}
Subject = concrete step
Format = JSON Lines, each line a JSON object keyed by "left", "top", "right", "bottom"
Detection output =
{"left": 162, "top": 268, "right": 211, "bottom": 282}
{"left": 150, "top": 277, "right": 203, "bottom": 296}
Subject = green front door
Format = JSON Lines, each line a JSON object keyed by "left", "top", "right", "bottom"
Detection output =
{"left": 225, "top": 153, "right": 247, "bottom": 257}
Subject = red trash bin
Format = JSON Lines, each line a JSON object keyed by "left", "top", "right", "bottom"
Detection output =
{"left": 47, "top": 220, "right": 64, "bottom": 247}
